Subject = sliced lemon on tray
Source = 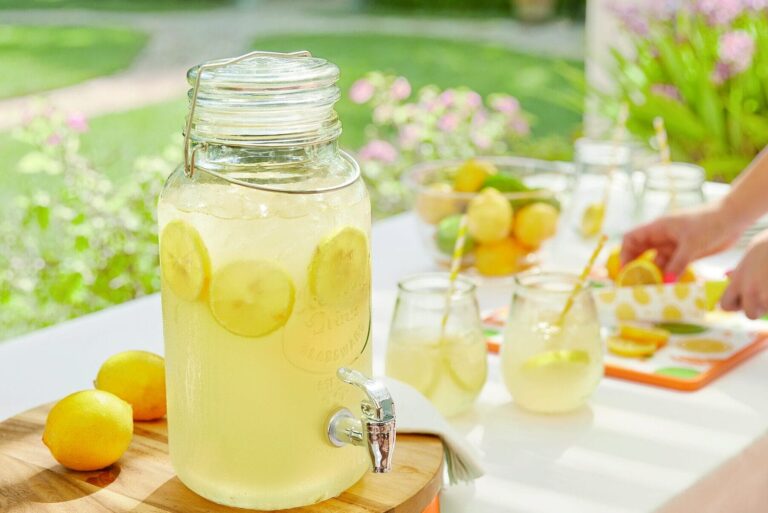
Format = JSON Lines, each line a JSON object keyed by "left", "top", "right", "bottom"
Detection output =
{"left": 160, "top": 220, "right": 211, "bottom": 301}
{"left": 309, "top": 226, "right": 370, "bottom": 306}
{"left": 616, "top": 259, "right": 663, "bottom": 286}
{"left": 209, "top": 260, "right": 295, "bottom": 337}
{"left": 607, "top": 336, "right": 657, "bottom": 358}
{"left": 618, "top": 324, "right": 670, "bottom": 348}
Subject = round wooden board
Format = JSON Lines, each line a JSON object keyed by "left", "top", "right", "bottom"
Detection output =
{"left": 0, "top": 403, "right": 443, "bottom": 513}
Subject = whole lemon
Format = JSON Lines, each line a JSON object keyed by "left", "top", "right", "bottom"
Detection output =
{"left": 415, "top": 183, "right": 458, "bottom": 225}
{"left": 513, "top": 202, "right": 559, "bottom": 249}
{"left": 453, "top": 159, "right": 497, "bottom": 193}
{"left": 467, "top": 188, "right": 513, "bottom": 244}
{"left": 475, "top": 238, "right": 526, "bottom": 276}
{"left": 95, "top": 350, "right": 166, "bottom": 421}
{"left": 43, "top": 390, "right": 133, "bottom": 471}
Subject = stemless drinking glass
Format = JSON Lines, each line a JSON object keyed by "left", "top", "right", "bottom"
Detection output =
{"left": 501, "top": 272, "right": 603, "bottom": 413}
{"left": 386, "top": 273, "right": 487, "bottom": 417}
{"left": 638, "top": 162, "right": 705, "bottom": 224}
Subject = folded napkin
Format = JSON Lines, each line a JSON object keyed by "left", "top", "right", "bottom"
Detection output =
{"left": 381, "top": 377, "right": 485, "bottom": 485}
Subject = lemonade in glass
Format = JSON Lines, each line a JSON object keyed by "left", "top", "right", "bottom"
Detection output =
{"left": 158, "top": 52, "right": 387, "bottom": 510}
{"left": 501, "top": 271, "right": 603, "bottom": 413}
{"left": 386, "top": 273, "right": 487, "bottom": 417}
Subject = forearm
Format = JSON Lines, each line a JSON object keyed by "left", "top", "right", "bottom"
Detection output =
{"left": 720, "top": 147, "right": 768, "bottom": 230}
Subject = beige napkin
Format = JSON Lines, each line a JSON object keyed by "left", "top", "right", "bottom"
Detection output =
{"left": 381, "top": 377, "right": 485, "bottom": 485}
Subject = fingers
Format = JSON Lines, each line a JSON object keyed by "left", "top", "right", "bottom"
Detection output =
{"left": 720, "top": 280, "right": 741, "bottom": 312}
{"left": 666, "top": 241, "right": 693, "bottom": 277}
{"left": 621, "top": 220, "right": 669, "bottom": 265}
{"left": 721, "top": 271, "right": 768, "bottom": 319}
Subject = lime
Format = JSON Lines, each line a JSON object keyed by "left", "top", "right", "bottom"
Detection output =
{"left": 436, "top": 214, "right": 475, "bottom": 255}
{"left": 481, "top": 172, "right": 530, "bottom": 193}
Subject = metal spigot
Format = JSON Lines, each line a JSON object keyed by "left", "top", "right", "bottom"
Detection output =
{"left": 327, "top": 368, "right": 396, "bottom": 473}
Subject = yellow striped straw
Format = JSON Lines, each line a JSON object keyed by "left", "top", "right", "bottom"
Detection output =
{"left": 653, "top": 116, "right": 677, "bottom": 207}
{"left": 439, "top": 214, "right": 468, "bottom": 337}
{"left": 556, "top": 234, "right": 607, "bottom": 327}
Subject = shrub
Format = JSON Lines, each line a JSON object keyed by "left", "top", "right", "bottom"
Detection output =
{"left": 0, "top": 108, "right": 171, "bottom": 339}
{"left": 608, "top": 1, "right": 768, "bottom": 181}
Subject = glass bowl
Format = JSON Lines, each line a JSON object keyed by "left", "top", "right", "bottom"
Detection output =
{"left": 402, "top": 156, "right": 575, "bottom": 277}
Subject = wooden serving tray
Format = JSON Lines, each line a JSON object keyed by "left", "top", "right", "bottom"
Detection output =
{"left": 0, "top": 404, "right": 443, "bottom": 513}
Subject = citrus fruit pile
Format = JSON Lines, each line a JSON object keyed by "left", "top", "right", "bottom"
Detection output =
{"left": 418, "top": 159, "right": 561, "bottom": 277}
{"left": 607, "top": 323, "right": 671, "bottom": 358}
{"left": 44, "top": 350, "right": 166, "bottom": 471}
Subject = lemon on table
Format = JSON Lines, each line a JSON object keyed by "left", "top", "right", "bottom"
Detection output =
{"left": 43, "top": 390, "right": 133, "bottom": 471}
{"left": 607, "top": 336, "right": 657, "bottom": 358}
{"left": 444, "top": 340, "right": 487, "bottom": 392}
{"left": 309, "top": 226, "right": 370, "bottom": 306}
{"left": 467, "top": 188, "right": 513, "bottom": 243}
{"left": 209, "top": 260, "right": 295, "bottom": 337}
{"left": 453, "top": 159, "right": 497, "bottom": 193}
{"left": 616, "top": 259, "right": 663, "bottom": 286}
{"left": 513, "top": 202, "right": 559, "bottom": 249}
{"left": 95, "top": 351, "right": 166, "bottom": 421}
{"left": 475, "top": 238, "right": 525, "bottom": 276}
{"left": 160, "top": 220, "right": 211, "bottom": 301}
{"left": 618, "top": 324, "right": 670, "bottom": 348}
{"left": 580, "top": 202, "right": 605, "bottom": 238}
{"left": 415, "top": 183, "right": 458, "bottom": 225}
{"left": 606, "top": 246, "right": 622, "bottom": 280}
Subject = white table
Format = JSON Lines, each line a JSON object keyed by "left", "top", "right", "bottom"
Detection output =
{"left": 2, "top": 210, "right": 768, "bottom": 513}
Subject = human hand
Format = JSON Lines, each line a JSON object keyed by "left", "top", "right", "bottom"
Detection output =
{"left": 620, "top": 202, "right": 747, "bottom": 276}
{"left": 721, "top": 230, "right": 768, "bottom": 319}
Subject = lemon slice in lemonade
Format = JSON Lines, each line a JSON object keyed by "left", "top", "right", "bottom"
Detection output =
{"left": 444, "top": 339, "right": 488, "bottom": 392}
{"left": 616, "top": 259, "right": 663, "bottom": 286}
{"left": 209, "top": 260, "right": 295, "bottom": 337}
{"left": 580, "top": 202, "right": 605, "bottom": 238}
{"left": 309, "top": 226, "right": 369, "bottom": 306}
{"left": 386, "top": 344, "right": 440, "bottom": 396}
{"left": 160, "top": 220, "right": 211, "bottom": 301}
{"left": 523, "top": 349, "right": 590, "bottom": 370}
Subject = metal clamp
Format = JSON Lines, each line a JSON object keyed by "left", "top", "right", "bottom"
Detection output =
{"left": 327, "top": 368, "right": 396, "bottom": 473}
{"left": 183, "top": 50, "right": 312, "bottom": 178}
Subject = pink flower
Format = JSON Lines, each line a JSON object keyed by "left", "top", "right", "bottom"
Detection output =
{"left": 398, "top": 124, "right": 421, "bottom": 149}
{"left": 465, "top": 91, "right": 483, "bottom": 109}
{"left": 693, "top": 0, "right": 742, "bottom": 25}
{"left": 471, "top": 132, "right": 492, "bottom": 150}
{"left": 719, "top": 30, "right": 755, "bottom": 73}
{"left": 390, "top": 77, "right": 411, "bottom": 101}
{"left": 471, "top": 110, "right": 489, "bottom": 127}
{"left": 491, "top": 95, "right": 520, "bottom": 116}
{"left": 350, "top": 78, "right": 375, "bottom": 104}
{"left": 46, "top": 133, "right": 62, "bottom": 146}
{"left": 510, "top": 118, "right": 530, "bottom": 136}
{"left": 438, "top": 90, "right": 455, "bottom": 108}
{"left": 66, "top": 112, "right": 89, "bottom": 133}
{"left": 437, "top": 113, "right": 459, "bottom": 132}
{"left": 711, "top": 61, "right": 731, "bottom": 85}
{"left": 608, "top": 3, "right": 648, "bottom": 35}
{"left": 650, "top": 83, "right": 682, "bottom": 101}
{"left": 743, "top": 0, "right": 768, "bottom": 10}
{"left": 359, "top": 139, "right": 398, "bottom": 163}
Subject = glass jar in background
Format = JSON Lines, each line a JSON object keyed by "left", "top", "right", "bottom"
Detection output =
{"left": 386, "top": 273, "right": 487, "bottom": 417}
{"left": 638, "top": 162, "right": 705, "bottom": 225}
{"left": 501, "top": 272, "right": 603, "bottom": 414}
{"left": 571, "top": 137, "right": 636, "bottom": 237}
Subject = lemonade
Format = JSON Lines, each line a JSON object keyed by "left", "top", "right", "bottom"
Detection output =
{"left": 385, "top": 274, "right": 487, "bottom": 417}
{"left": 158, "top": 51, "right": 383, "bottom": 510}
{"left": 159, "top": 179, "right": 372, "bottom": 509}
{"left": 387, "top": 331, "right": 487, "bottom": 417}
{"left": 501, "top": 272, "right": 603, "bottom": 413}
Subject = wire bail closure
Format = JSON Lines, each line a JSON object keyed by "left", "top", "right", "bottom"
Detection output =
{"left": 183, "top": 50, "right": 313, "bottom": 178}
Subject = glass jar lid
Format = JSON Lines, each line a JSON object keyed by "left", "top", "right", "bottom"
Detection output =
{"left": 185, "top": 51, "right": 342, "bottom": 149}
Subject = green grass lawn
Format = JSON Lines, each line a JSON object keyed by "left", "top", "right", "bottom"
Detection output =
{"left": 0, "top": 33, "right": 582, "bottom": 201}
{"left": 0, "top": 0, "right": 230, "bottom": 10}
{"left": 0, "top": 25, "right": 147, "bottom": 98}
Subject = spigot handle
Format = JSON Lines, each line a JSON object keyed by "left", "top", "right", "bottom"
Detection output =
{"left": 337, "top": 368, "right": 395, "bottom": 422}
